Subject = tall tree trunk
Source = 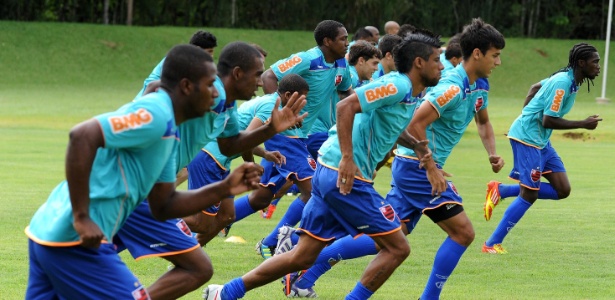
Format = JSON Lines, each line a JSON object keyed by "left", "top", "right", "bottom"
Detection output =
{"left": 126, "top": 0, "right": 133, "bottom": 26}
{"left": 103, "top": 0, "right": 109, "bottom": 24}
{"left": 521, "top": 0, "right": 526, "bottom": 36}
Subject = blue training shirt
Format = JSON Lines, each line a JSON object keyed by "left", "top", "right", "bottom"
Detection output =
{"left": 319, "top": 72, "right": 419, "bottom": 180}
{"left": 27, "top": 90, "right": 178, "bottom": 245}
{"left": 508, "top": 69, "right": 578, "bottom": 149}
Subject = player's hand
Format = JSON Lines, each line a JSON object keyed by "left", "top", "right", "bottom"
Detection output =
{"left": 143, "top": 80, "right": 162, "bottom": 95}
{"left": 73, "top": 217, "right": 105, "bottom": 248}
{"left": 264, "top": 150, "right": 286, "bottom": 165}
{"left": 337, "top": 157, "right": 359, "bottom": 195}
{"left": 269, "top": 93, "right": 308, "bottom": 133}
{"left": 583, "top": 114, "right": 602, "bottom": 130}
{"left": 425, "top": 164, "right": 447, "bottom": 196}
{"left": 489, "top": 155, "right": 505, "bottom": 173}
{"left": 225, "top": 162, "right": 263, "bottom": 195}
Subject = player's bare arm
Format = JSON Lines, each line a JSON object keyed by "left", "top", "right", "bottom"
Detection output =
{"left": 475, "top": 108, "right": 504, "bottom": 173}
{"left": 335, "top": 94, "right": 361, "bottom": 195}
{"left": 543, "top": 114, "right": 602, "bottom": 130}
{"left": 408, "top": 101, "right": 447, "bottom": 195}
{"left": 216, "top": 93, "right": 307, "bottom": 157}
{"left": 522, "top": 82, "right": 542, "bottom": 107}
{"left": 66, "top": 119, "right": 106, "bottom": 248}
{"left": 148, "top": 162, "right": 263, "bottom": 220}
{"left": 261, "top": 69, "right": 279, "bottom": 94}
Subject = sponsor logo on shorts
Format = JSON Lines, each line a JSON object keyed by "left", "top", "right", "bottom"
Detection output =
{"left": 530, "top": 168, "right": 541, "bottom": 182}
{"left": 335, "top": 74, "right": 343, "bottom": 86}
{"left": 131, "top": 286, "right": 149, "bottom": 300}
{"left": 176, "top": 219, "right": 192, "bottom": 236}
{"left": 446, "top": 204, "right": 456, "bottom": 210}
{"left": 379, "top": 204, "right": 396, "bottom": 222}
{"left": 277, "top": 56, "right": 302, "bottom": 73}
{"left": 550, "top": 89, "right": 565, "bottom": 112}
{"left": 109, "top": 108, "right": 153, "bottom": 134}
{"left": 448, "top": 182, "right": 459, "bottom": 195}
{"left": 475, "top": 96, "right": 484, "bottom": 112}
{"left": 364, "top": 83, "right": 398, "bottom": 102}
{"left": 149, "top": 243, "right": 167, "bottom": 248}
{"left": 435, "top": 85, "right": 461, "bottom": 107}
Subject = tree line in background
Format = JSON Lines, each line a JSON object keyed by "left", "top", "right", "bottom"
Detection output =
{"left": 3, "top": 0, "right": 612, "bottom": 39}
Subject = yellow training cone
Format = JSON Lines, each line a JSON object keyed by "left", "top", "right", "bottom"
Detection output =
{"left": 224, "top": 236, "right": 247, "bottom": 244}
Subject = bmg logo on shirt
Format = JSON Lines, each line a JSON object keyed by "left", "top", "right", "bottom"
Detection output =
{"left": 550, "top": 89, "right": 565, "bottom": 112}
{"left": 109, "top": 108, "right": 153, "bottom": 134}
{"left": 364, "top": 83, "right": 398, "bottom": 102}
{"left": 277, "top": 56, "right": 302, "bottom": 73}
{"left": 436, "top": 85, "right": 460, "bottom": 107}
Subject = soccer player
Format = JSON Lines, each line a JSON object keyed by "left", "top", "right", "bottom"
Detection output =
{"left": 228, "top": 20, "right": 352, "bottom": 258}
{"left": 371, "top": 34, "right": 402, "bottom": 80}
{"left": 203, "top": 29, "right": 444, "bottom": 300}
{"left": 348, "top": 40, "right": 381, "bottom": 88}
{"left": 365, "top": 25, "right": 380, "bottom": 42}
{"left": 384, "top": 20, "right": 400, "bottom": 35}
{"left": 482, "top": 43, "right": 601, "bottom": 254}
{"left": 184, "top": 74, "right": 309, "bottom": 246}
{"left": 282, "top": 19, "right": 506, "bottom": 300}
{"left": 397, "top": 23, "right": 417, "bottom": 38}
{"left": 115, "top": 42, "right": 307, "bottom": 299}
{"left": 24, "top": 44, "right": 264, "bottom": 299}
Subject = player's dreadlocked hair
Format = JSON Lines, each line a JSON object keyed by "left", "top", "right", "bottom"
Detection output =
{"left": 552, "top": 43, "right": 598, "bottom": 92}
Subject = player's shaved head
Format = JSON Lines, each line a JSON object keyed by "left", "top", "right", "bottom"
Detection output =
{"left": 384, "top": 21, "right": 400, "bottom": 35}
{"left": 217, "top": 42, "right": 263, "bottom": 77}
{"left": 365, "top": 26, "right": 380, "bottom": 39}
{"left": 162, "top": 44, "right": 214, "bottom": 88}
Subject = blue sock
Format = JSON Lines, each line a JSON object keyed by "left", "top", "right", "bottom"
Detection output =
{"left": 295, "top": 263, "right": 331, "bottom": 289}
{"left": 220, "top": 277, "right": 245, "bottom": 300}
{"left": 315, "top": 234, "right": 378, "bottom": 264}
{"left": 498, "top": 184, "right": 520, "bottom": 199}
{"left": 234, "top": 195, "right": 256, "bottom": 222}
{"left": 291, "top": 232, "right": 299, "bottom": 244}
{"left": 538, "top": 183, "right": 559, "bottom": 200}
{"left": 421, "top": 237, "right": 467, "bottom": 300}
{"left": 486, "top": 196, "right": 533, "bottom": 246}
{"left": 262, "top": 198, "right": 305, "bottom": 246}
{"left": 346, "top": 282, "right": 374, "bottom": 300}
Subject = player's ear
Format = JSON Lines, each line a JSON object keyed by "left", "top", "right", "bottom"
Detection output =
{"left": 472, "top": 48, "right": 482, "bottom": 60}
{"left": 232, "top": 66, "right": 243, "bottom": 80}
{"left": 179, "top": 78, "right": 193, "bottom": 95}
{"left": 414, "top": 56, "right": 424, "bottom": 70}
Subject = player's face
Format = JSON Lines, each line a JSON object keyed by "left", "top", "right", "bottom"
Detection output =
{"left": 358, "top": 57, "right": 380, "bottom": 80}
{"left": 329, "top": 27, "right": 349, "bottom": 59}
{"left": 421, "top": 47, "right": 444, "bottom": 87}
{"left": 477, "top": 46, "right": 502, "bottom": 78}
{"left": 581, "top": 52, "right": 601, "bottom": 80}
{"left": 237, "top": 56, "right": 265, "bottom": 100}
{"left": 204, "top": 48, "right": 215, "bottom": 59}
{"left": 192, "top": 62, "right": 219, "bottom": 116}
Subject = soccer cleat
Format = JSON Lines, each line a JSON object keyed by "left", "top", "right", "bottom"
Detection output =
{"left": 218, "top": 223, "right": 233, "bottom": 238}
{"left": 255, "top": 238, "right": 275, "bottom": 259}
{"left": 202, "top": 284, "right": 224, "bottom": 300}
{"left": 484, "top": 180, "right": 502, "bottom": 221}
{"left": 282, "top": 271, "right": 318, "bottom": 298}
{"left": 275, "top": 225, "right": 297, "bottom": 256}
{"left": 482, "top": 243, "right": 508, "bottom": 254}
{"left": 261, "top": 204, "right": 277, "bottom": 219}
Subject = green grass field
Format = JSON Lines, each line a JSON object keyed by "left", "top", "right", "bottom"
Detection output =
{"left": 2, "top": 21, "right": 615, "bottom": 299}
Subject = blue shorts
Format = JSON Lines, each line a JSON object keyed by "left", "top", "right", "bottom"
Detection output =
{"left": 261, "top": 135, "right": 315, "bottom": 194}
{"left": 299, "top": 164, "right": 401, "bottom": 241}
{"left": 187, "top": 150, "right": 232, "bottom": 215}
{"left": 27, "top": 239, "right": 150, "bottom": 299}
{"left": 306, "top": 132, "right": 328, "bottom": 159}
{"left": 114, "top": 201, "right": 199, "bottom": 260}
{"left": 385, "top": 156, "right": 463, "bottom": 233}
{"left": 508, "top": 139, "right": 566, "bottom": 190}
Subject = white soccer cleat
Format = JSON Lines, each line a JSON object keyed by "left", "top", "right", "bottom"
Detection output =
{"left": 275, "top": 225, "right": 297, "bottom": 256}
{"left": 202, "top": 284, "right": 224, "bottom": 300}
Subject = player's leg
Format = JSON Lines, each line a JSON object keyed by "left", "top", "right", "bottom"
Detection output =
{"left": 148, "top": 247, "right": 213, "bottom": 299}
{"left": 189, "top": 198, "right": 235, "bottom": 246}
{"left": 539, "top": 142, "right": 570, "bottom": 199}
{"left": 420, "top": 204, "right": 473, "bottom": 300}
{"left": 26, "top": 239, "right": 59, "bottom": 299}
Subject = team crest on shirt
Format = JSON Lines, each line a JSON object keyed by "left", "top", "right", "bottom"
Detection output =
{"left": 448, "top": 182, "right": 459, "bottom": 196}
{"left": 475, "top": 97, "right": 484, "bottom": 112}
{"left": 131, "top": 286, "right": 149, "bottom": 300}
{"left": 550, "top": 89, "right": 565, "bottom": 112}
{"left": 108, "top": 108, "right": 153, "bottom": 134}
{"left": 379, "top": 204, "right": 396, "bottom": 222}
{"left": 175, "top": 219, "right": 192, "bottom": 237}
{"left": 334, "top": 74, "right": 343, "bottom": 86}
{"left": 307, "top": 157, "right": 317, "bottom": 170}
{"left": 530, "top": 168, "right": 541, "bottom": 182}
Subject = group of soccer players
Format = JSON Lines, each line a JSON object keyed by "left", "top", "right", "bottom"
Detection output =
{"left": 25, "top": 15, "right": 602, "bottom": 300}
